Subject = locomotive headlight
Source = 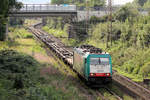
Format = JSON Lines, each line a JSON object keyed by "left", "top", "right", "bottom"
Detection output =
{"left": 90, "top": 73, "right": 94, "bottom": 76}
{"left": 106, "top": 73, "right": 110, "bottom": 76}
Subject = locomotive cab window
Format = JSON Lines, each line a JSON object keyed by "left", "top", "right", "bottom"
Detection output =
{"left": 90, "top": 58, "right": 109, "bottom": 65}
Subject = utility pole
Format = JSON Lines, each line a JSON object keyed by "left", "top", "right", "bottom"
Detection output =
{"left": 108, "top": 0, "right": 113, "bottom": 46}
{"left": 86, "top": 0, "right": 89, "bottom": 34}
{"left": 109, "top": 0, "right": 113, "bottom": 46}
{"left": 107, "top": 0, "right": 113, "bottom": 48}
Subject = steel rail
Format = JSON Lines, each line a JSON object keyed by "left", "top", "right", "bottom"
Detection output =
{"left": 28, "top": 26, "right": 150, "bottom": 100}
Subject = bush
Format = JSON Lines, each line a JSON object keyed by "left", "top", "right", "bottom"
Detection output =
{"left": 10, "top": 28, "right": 33, "bottom": 39}
{"left": 115, "top": 6, "right": 139, "bottom": 22}
{"left": 140, "top": 62, "right": 150, "bottom": 78}
{"left": 90, "top": 15, "right": 108, "bottom": 23}
{"left": 0, "top": 50, "right": 40, "bottom": 89}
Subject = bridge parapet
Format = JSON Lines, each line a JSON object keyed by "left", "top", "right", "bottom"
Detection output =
{"left": 11, "top": 4, "right": 77, "bottom": 12}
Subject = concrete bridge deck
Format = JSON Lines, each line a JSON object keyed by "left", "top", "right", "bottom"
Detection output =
{"left": 9, "top": 4, "right": 77, "bottom": 17}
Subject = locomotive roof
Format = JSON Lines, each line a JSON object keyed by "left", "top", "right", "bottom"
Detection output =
{"left": 74, "top": 45, "right": 109, "bottom": 57}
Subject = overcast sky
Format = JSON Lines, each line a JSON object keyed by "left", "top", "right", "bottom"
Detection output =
{"left": 112, "top": 0, "right": 134, "bottom": 5}
{"left": 18, "top": 0, "right": 134, "bottom": 5}
{"left": 18, "top": 0, "right": 50, "bottom": 4}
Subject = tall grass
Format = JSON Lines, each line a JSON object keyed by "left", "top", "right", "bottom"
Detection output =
{"left": 0, "top": 26, "right": 94, "bottom": 100}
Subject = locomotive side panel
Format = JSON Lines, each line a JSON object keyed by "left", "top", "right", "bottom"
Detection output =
{"left": 73, "top": 51, "right": 85, "bottom": 77}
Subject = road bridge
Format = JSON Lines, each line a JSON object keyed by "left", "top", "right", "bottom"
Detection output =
{"left": 9, "top": 4, "right": 149, "bottom": 19}
{"left": 7, "top": 4, "right": 149, "bottom": 39}
{"left": 9, "top": 4, "right": 113, "bottom": 19}
{"left": 9, "top": 4, "right": 77, "bottom": 17}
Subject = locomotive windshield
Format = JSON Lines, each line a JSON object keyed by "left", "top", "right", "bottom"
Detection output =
{"left": 90, "top": 58, "right": 109, "bottom": 65}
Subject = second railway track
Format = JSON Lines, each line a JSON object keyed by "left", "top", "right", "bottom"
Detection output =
{"left": 28, "top": 26, "right": 150, "bottom": 100}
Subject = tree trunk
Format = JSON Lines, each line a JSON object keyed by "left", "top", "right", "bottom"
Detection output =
{"left": 0, "top": 22, "right": 6, "bottom": 41}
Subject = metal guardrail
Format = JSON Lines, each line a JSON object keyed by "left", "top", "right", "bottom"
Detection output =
{"left": 11, "top": 4, "right": 77, "bottom": 12}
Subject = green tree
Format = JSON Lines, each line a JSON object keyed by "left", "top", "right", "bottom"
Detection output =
{"left": 140, "top": 62, "right": 150, "bottom": 78}
{"left": 115, "top": 6, "right": 139, "bottom": 22}
{"left": 91, "top": 0, "right": 105, "bottom": 7}
{"left": 143, "top": 0, "right": 150, "bottom": 9}
{"left": 51, "top": 0, "right": 105, "bottom": 7}
{"left": 0, "top": 0, "right": 22, "bottom": 41}
{"left": 134, "top": 0, "right": 147, "bottom": 6}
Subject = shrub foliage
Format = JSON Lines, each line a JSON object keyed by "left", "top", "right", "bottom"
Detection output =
{"left": 0, "top": 50, "right": 40, "bottom": 89}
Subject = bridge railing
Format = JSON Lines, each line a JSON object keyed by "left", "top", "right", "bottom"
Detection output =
{"left": 11, "top": 4, "right": 77, "bottom": 12}
{"left": 77, "top": 6, "right": 120, "bottom": 11}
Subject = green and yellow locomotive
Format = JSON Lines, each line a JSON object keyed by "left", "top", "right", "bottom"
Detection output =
{"left": 73, "top": 45, "right": 112, "bottom": 84}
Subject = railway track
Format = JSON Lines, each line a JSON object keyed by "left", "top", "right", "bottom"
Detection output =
{"left": 29, "top": 27, "right": 110, "bottom": 100}
{"left": 104, "top": 87, "right": 123, "bottom": 100}
{"left": 95, "top": 91, "right": 108, "bottom": 100}
{"left": 28, "top": 26, "right": 150, "bottom": 100}
{"left": 112, "top": 72, "right": 150, "bottom": 99}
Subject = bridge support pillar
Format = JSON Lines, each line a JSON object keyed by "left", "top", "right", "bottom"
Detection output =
{"left": 67, "top": 15, "right": 78, "bottom": 39}
{"left": 42, "top": 18, "right": 47, "bottom": 26}
{"left": 9, "top": 17, "right": 25, "bottom": 26}
{"left": 5, "top": 23, "right": 9, "bottom": 40}
{"left": 9, "top": 17, "right": 16, "bottom": 26}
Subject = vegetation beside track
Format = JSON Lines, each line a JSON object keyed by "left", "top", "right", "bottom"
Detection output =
{"left": 0, "top": 28, "right": 45, "bottom": 56}
{"left": 43, "top": 4, "right": 150, "bottom": 84}
{"left": 0, "top": 50, "right": 41, "bottom": 100}
{"left": 42, "top": 25, "right": 134, "bottom": 100}
{"left": 43, "top": 24, "right": 78, "bottom": 46}
{"left": 0, "top": 25, "right": 100, "bottom": 100}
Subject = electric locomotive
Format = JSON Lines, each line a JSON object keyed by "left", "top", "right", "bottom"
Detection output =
{"left": 73, "top": 45, "right": 112, "bottom": 84}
